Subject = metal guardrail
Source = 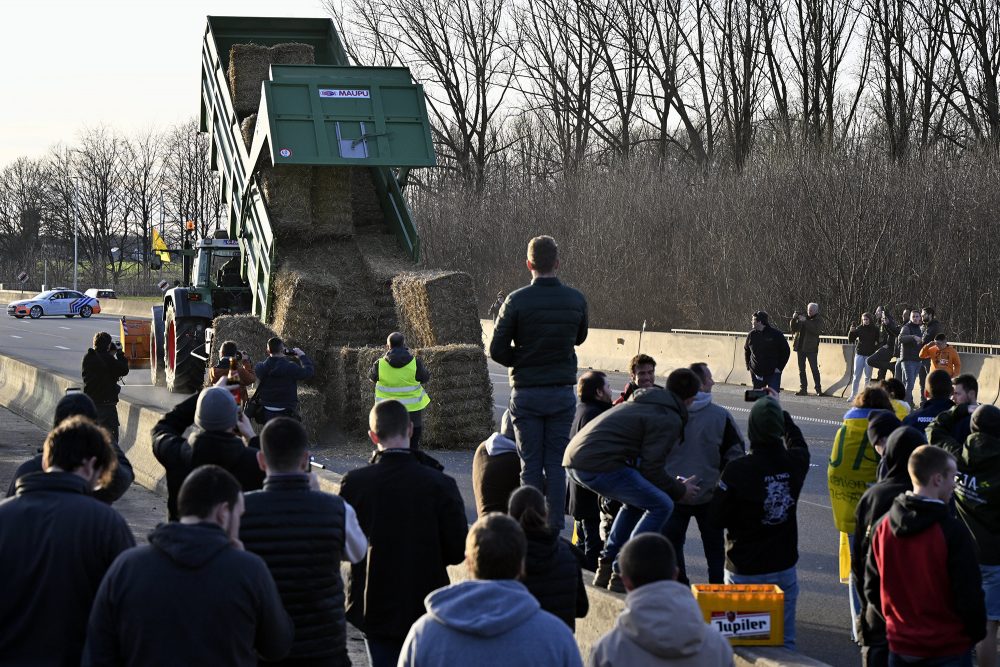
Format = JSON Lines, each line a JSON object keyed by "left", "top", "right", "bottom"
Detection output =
{"left": 671, "top": 329, "right": 1000, "bottom": 356}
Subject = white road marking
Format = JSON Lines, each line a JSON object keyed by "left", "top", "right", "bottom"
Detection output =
{"left": 494, "top": 403, "right": 508, "bottom": 410}
{"left": 54, "top": 345, "right": 70, "bottom": 350}
{"left": 800, "top": 499, "right": 833, "bottom": 510}
{"left": 723, "top": 404, "right": 841, "bottom": 427}
{"left": 60, "top": 326, "right": 71, "bottom": 330}
{"left": 10, "top": 335, "right": 22, "bottom": 339}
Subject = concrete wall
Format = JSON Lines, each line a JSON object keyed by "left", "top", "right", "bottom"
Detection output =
{"left": 482, "top": 320, "right": 1000, "bottom": 404}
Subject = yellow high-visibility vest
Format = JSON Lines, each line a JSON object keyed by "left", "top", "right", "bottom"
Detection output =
{"left": 375, "top": 357, "right": 430, "bottom": 412}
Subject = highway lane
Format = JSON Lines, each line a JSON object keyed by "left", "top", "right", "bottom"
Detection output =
{"left": 0, "top": 312, "right": 857, "bottom": 665}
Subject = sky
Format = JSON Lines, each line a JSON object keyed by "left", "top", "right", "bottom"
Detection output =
{"left": 0, "top": 0, "right": 332, "bottom": 165}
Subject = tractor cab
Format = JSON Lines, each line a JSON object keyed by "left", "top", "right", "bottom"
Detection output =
{"left": 191, "top": 237, "right": 252, "bottom": 315}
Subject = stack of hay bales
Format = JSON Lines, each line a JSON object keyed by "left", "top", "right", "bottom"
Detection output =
{"left": 209, "top": 314, "right": 278, "bottom": 367}
{"left": 392, "top": 271, "right": 482, "bottom": 348}
{"left": 335, "top": 346, "right": 384, "bottom": 433}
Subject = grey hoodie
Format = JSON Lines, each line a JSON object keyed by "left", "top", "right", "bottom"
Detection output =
{"left": 399, "top": 579, "right": 582, "bottom": 667}
{"left": 590, "top": 580, "right": 734, "bottom": 667}
{"left": 664, "top": 392, "right": 745, "bottom": 505}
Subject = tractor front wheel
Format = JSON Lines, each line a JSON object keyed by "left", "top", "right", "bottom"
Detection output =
{"left": 163, "top": 303, "right": 206, "bottom": 394}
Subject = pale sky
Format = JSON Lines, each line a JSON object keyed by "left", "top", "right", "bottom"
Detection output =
{"left": 0, "top": 0, "right": 331, "bottom": 165}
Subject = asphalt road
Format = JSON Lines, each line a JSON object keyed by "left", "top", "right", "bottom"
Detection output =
{"left": 0, "top": 312, "right": 857, "bottom": 666}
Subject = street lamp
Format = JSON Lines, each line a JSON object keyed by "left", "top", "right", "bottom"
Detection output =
{"left": 71, "top": 178, "right": 81, "bottom": 292}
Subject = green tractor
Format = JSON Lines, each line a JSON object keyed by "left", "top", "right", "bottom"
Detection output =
{"left": 150, "top": 235, "right": 252, "bottom": 393}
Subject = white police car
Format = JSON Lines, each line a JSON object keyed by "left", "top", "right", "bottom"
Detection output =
{"left": 7, "top": 289, "right": 102, "bottom": 319}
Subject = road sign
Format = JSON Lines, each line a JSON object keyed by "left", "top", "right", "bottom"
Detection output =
{"left": 17, "top": 271, "right": 28, "bottom": 283}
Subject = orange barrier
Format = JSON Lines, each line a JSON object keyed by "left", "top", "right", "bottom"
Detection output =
{"left": 119, "top": 318, "right": 151, "bottom": 369}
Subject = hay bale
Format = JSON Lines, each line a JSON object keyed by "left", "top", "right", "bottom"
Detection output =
{"left": 351, "top": 168, "right": 385, "bottom": 229}
{"left": 260, "top": 165, "right": 313, "bottom": 237}
{"left": 240, "top": 114, "right": 256, "bottom": 152}
{"left": 416, "top": 344, "right": 494, "bottom": 449}
{"left": 228, "top": 42, "right": 315, "bottom": 119}
{"left": 210, "top": 315, "right": 278, "bottom": 366}
{"left": 310, "top": 167, "right": 355, "bottom": 239}
{"left": 392, "top": 270, "right": 482, "bottom": 348}
{"left": 296, "top": 386, "right": 327, "bottom": 443}
{"left": 337, "top": 346, "right": 384, "bottom": 434}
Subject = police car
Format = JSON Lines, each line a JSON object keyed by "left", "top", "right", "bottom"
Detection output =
{"left": 7, "top": 289, "right": 102, "bottom": 319}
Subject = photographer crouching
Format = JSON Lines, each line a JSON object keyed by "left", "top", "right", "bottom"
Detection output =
{"left": 82, "top": 332, "right": 130, "bottom": 441}
{"left": 207, "top": 340, "right": 256, "bottom": 404}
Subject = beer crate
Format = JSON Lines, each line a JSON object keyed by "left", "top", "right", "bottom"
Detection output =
{"left": 691, "top": 584, "right": 784, "bottom": 646}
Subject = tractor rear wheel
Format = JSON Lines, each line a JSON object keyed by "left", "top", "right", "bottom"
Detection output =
{"left": 163, "top": 303, "right": 206, "bottom": 394}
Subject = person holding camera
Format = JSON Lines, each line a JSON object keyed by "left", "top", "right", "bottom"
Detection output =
{"left": 252, "top": 336, "right": 314, "bottom": 424}
{"left": 208, "top": 340, "right": 256, "bottom": 404}
{"left": 82, "top": 331, "right": 130, "bottom": 441}
{"left": 791, "top": 303, "right": 823, "bottom": 396}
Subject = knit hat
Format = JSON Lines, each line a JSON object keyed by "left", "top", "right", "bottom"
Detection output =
{"left": 53, "top": 392, "right": 99, "bottom": 427}
{"left": 195, "top": 387, "right": 239, "bottom": 432}
{"left": 748, "top": 397, "right": 784, "bottom": 446}
{"left": 971, "top": 404, "right": 1000, "bottom": 437}
{"left": 500, "top": 410, "right": 515, "bottom": 440}
{"left": 867, "top": 411, "right": 901, "bottom": 447}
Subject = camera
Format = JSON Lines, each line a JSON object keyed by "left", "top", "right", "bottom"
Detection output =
{"left": 744, "top": 389, "right": 768, "bottom": 402}
{"left": 284, "top": 348, "right": 296, "bottom": 356}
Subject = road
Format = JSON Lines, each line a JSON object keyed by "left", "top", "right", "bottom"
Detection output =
{"left": 0, "top": 312, "right": 857, "bottom": 666}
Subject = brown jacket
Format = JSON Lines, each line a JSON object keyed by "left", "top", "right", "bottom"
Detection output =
{"left": 208, "top": 360, "right": 256, "bottom": 403}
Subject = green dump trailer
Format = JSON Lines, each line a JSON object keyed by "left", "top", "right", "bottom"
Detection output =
{"left": 150, "top": 16, "right": 436, "bottom": 393}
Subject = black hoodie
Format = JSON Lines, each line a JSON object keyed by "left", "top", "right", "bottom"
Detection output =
{"left": 82, "top": 347, "right": 129, "bottom": 405}
{"left": 83, "top": 522, "right": 293, "bottom": 666}
{"left": 851, "top": 426, "right": 925, "bottom": 644}
{"left": 521, "top": 527, "right": 589, "bottom": 631}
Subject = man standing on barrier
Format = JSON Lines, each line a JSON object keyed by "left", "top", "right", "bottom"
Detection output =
{"left": 490, "top": 235, "right": 588, "bottom": 533}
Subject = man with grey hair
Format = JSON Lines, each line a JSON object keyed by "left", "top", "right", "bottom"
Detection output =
{"left": 791, "top": 302, "right": 823, "bottom": 396}
{"left": 490, "top": 235, "right": 588, "bottom": 532}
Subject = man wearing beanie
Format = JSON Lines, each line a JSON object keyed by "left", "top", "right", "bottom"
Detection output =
{"left": 152, "top": 382, "right": 264, "bottom": 520}
{"left": 712, "top": 391, "right": 809, "bottom": 649}
{"left": 930, "top": 403, "right": 1000, "bottom": 667}
{"left": 852, "top": 426, "right": 926, "bottom": 667}
{"left": 6, "top": 392, "right": 134, "bottom": 504}
{"left": 867, "top": 411, "right": 901, "bottom": 480}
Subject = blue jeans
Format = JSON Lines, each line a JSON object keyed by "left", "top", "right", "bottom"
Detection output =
{"left": 888, "top": 651, "right": 972, "bottom": 667}
{"left": 663, "top": 502, "right": 725, "bottom": 584}
{"left": 725, "top": 566, "right": 799, "bottom": 650}
{"left": 365, "top": 636, "right": 404, "bottom": 667}
{"left": 510, "top": 385, "right": 576, "bottom": 531}
{"left": 901, "top": 361, "right": 922, "bottom": 406}
{"left": 753, "top": 371, "right": 782, "bottom": 392}
{"left": 567, "top": 467, "right": 674, "bottom": 567}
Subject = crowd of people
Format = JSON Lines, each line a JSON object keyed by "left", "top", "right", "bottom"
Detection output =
{"left": 1, "top": 233, "right": 998, "bottom": 667}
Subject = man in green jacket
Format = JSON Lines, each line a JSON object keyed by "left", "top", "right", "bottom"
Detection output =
{"left": 490, "top": 235, "right": 588, "bottom": 532}
{"left": 791, "top": 302, "right": 823, "bottom": 396}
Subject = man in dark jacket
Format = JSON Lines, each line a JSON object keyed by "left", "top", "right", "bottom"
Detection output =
{"left": 873, "top": 306, "right": 899, "bottom": 382}
{"left": 848, "top": 312, "right": 880, "bottom": 401}
{"left": 241, "top": 417, "right": 367, "bottom": 667}
{"left": 490, "top": 235, "right": 588, "bottom": 532}
{"left": 928, "top": 404, "right": 1000, "bottom": 667}
{"left": 82, "top": 331, "right": 130, "bottom": 440}
{"left": 253, "top": 336, "right": 315, "bottom": 424}
{"left": 370, "top": 331, "right": 431, "bottom": 450}
{"left": 472, "top": 409, "right": 521, "bottom": 518}
{"left": 919, "top": 307, "right": 943, "bottom": 400}
{"left": 0, "top": 417, "right": 134, "bottom": 666}
{"left": 791, "top": 302, "right": 823, "bottom": 396}
{"left": 567, "top": 370, "right": 614, "bottom": 570}
{"left": 340, "top": 400, "right": 469, "bottom": 667}
{"left": 897, "top": 310, "right": 925, "bottom": 405}
{"left": 712, "top": 391, "right": 809, "bottom": 649}
{"left": 864, "top": 445, "right": 986, "bottom": 665}
{"left": 902, "top": 369, "right": 954, "bottom": 432}
{"left": 563, "top": 369, "right": 701, "bottom": 592}
{"left": 152, "top": 383, "right": 264, "bottom": 521}
{"left": 6, "top": 391, "right": 133, "bottom": 503}
{"left": 927, "top": 375, "right": 979, "bottom": 450}
{"left": 83, "top": 465, "right": 293, "bottom": 666}
{"left": 852, "top": 426, "right": 925, "bottom": 667}
{"left": 745, "top": 310, "right": 790, "bottom": 392}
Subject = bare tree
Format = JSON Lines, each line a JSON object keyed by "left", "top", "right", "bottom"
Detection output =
{"left": 121, "top": 130, "right": 163, "bottom": 282}
{"left": 161, "top": 120, "right": 220, "bottom": 242}
{"left": 0, "top": 158, "right": 46, "bottom": 284}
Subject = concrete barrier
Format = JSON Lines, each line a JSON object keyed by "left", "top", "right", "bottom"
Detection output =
{"left": 641, "top": 331, "right": 738, "bottom": 381}
{"left": 792, "top": 343, "right": 852, "bottom": 397}
{"left": 575, "top": 328, "right": 642, "bottom": 373}
{"left": 975, "top": 355, "right": 1000, "bottom": 406}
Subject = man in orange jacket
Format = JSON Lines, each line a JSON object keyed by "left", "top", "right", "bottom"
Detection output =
{"left": 919, "top": 334, "right": 961, "bottom": 378}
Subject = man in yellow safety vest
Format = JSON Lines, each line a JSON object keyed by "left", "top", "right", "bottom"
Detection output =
{"left": 370, "top": 332, "right": 431, "bottom": 450}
